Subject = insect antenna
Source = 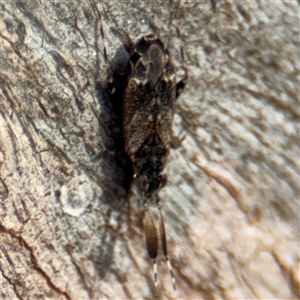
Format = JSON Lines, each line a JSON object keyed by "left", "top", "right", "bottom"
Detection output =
{"left": 156, "top": 195, "right": 177, "bottom": 290}
{"left": 96, "top": 5, "right": 110, "bottom": 73}
{"left": 143, "top": 202, "right": 159, "bottom": 294}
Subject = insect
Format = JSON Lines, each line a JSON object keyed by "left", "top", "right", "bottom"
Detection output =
{"left": 97, "top": 6, "right": 188, "bottom": 295}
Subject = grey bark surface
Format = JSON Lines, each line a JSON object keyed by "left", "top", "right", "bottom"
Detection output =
{"left": 0, "top": 1, "right": 299, "bottom": 299}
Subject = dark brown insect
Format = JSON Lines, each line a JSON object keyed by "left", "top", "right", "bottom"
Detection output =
{"left": 97, "top": 9, "right": 188, "bottom": 294}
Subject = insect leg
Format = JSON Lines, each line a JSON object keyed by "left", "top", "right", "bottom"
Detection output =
{"left": 156, "top": 195, "right": 177, "bottom": 290}
{"left": 175, "top": 24, "right": 188, "bottom": 98}
{"left": 143, "top": 202, "right": 159, "bottom": 294}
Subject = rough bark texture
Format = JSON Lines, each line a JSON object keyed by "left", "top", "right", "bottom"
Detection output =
{"left": 0, "top": 1, "right": 299, "bottom": 299}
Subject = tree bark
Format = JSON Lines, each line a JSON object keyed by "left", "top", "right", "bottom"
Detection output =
{"left": 0, "top": 1, "right": 299, "bottom": 299}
